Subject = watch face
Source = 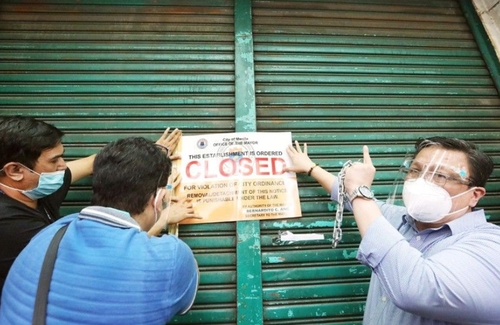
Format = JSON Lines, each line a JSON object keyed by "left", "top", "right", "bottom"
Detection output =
{"left": 359, "top": 186, "right": 373, "bottom": 198}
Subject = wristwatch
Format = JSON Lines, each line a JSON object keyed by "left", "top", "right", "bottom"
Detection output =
{"left": 348, "top": 185, "right": 374, "bottom": 203}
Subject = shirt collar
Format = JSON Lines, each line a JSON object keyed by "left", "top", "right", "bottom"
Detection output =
{"left": 79, "top": 206, "right": 141, "bottom": 231}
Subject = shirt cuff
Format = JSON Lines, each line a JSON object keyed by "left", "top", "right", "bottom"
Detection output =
{"left": 356, "top": 216, "right": 405, "bottom": 268}
{"left": 329, "top": 179, "right": 353, "bottom": 211}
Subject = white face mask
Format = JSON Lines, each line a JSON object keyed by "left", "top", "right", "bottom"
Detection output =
{"left": 403, "top": 178, "right": 475, "bottom": 223}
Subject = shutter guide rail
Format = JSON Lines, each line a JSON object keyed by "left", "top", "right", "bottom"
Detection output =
{"left": 234, "top": 0, "right": 263, "bottom": 324}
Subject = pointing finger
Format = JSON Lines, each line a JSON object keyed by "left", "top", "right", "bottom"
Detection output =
{"left": 363, "top": 145, "right": 373, "bottom": 166}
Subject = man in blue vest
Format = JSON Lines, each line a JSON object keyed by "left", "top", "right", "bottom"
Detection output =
{"left": 0, "top": 136, "right": 199, "bottom": 324}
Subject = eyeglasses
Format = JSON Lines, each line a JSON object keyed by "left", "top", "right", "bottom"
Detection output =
{"left": 401, "top": 167, "right": 471, "bottom": 187}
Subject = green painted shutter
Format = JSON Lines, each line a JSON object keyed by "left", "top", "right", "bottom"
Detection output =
{"left": 0, "top": 1, "right": 240, "bottom": 323}
{"left": 252, "top": 0, "right": 500, "bottom": 324}
{"left": 1, "top": 0, "right": 499, "bottom": 324}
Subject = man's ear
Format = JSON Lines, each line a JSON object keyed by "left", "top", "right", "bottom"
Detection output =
{"left": 1, "top": 163, "right": 25, "bottom": 181}
{"left": 470, "top": 186, "right": 486, "bottom": 208}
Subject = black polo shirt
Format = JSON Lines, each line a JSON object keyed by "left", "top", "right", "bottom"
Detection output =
{"left": 0, "top": 168, "right": 72, "bottom": 297}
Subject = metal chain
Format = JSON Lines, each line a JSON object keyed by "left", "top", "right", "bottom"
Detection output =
{"left": 333, "top": 160, "right": 353, "bottom": 248}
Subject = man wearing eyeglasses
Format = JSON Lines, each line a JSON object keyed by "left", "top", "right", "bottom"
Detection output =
{"left": 285, "top": 136, "right": 500, "bottom": 325}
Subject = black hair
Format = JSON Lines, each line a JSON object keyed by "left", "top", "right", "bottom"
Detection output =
{"left": 91, "top": 137, "right": 171, "bottom": 215}
{"left": 414, "top": 136, "right": 494, "bottom": 187}
{"left": 0, "top": 116, "right": 64, "bottom": 171}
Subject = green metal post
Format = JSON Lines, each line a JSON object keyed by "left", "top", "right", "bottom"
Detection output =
{"left": 234, "top": 0, "right": 263, "bottom": 324}
{"left": 458, "top": 0, "right": 500, "bottom": 94}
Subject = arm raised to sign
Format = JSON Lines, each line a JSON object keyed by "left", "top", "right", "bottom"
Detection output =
{"left": 284, "top": 141, "right": 336, "bottom": 194}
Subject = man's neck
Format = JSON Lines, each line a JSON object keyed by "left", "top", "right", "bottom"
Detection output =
{"left": 414, "top": 209, "right": 470, "bottom": 231}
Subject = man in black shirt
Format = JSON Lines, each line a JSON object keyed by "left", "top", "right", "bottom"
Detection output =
{"left": 0, "top": 116, "right": 181, "bottom": 300}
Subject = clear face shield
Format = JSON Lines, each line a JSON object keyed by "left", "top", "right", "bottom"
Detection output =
{"left": 387, "top": 148, "right": 472, "bottom": 211}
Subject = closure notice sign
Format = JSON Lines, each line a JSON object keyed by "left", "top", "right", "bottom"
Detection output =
{"left": 174, "top": 132, "right": 302, "bottom": 224}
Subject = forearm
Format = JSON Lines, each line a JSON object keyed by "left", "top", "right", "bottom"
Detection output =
{"left": 67, "top": 154, "right": 96, "bottom": 183}
{"left": 308, "top": 165, "right": 336, "bottom": 193}
{"left": 351, "top": 198, "right": 383, "bottom": 237}
{"left": 147, "top": 222, "right": 165, "bottom": 237}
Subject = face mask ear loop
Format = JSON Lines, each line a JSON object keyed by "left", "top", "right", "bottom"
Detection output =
{"left": 164, "top": 166, "right": 177, "bottom": 236}
{"left": 163, "top": 183, "right": 175, "bottom": 235}
{"left": 443, "top": 205, "right": 469, "bottom": 218}
{"left": 450, "top": 186, "right": 477, "bottom": 200}
{"left": 153, "top": 189, "right": 162, "bottom": 223}
{"left": 15, "top": 163, "right": 40, "bottom": 176}
{"left": 444, "top": 186, "right": 477, "bottom": 217}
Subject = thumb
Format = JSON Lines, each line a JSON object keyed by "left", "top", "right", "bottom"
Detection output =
{"left": 363, "top": 145, "right": 373, "bottom": 166}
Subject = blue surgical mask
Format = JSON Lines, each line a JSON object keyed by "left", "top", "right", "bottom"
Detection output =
{"left": 0, "top": 166, "right": 65, "bottom": 200}
{"left": 22, "top": 169, "right": 65, "bottom": 200}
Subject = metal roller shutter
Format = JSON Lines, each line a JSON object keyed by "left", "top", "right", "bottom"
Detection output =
{"left": 0, "top": 1, "right": 239, "bottom": 323}
{"left": 252, "top": 0, "right": 500, "bottom": 323}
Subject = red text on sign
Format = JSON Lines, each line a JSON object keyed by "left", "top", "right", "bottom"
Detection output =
{"left": 186, "top": 157, "right": 286, "bottom": 179}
